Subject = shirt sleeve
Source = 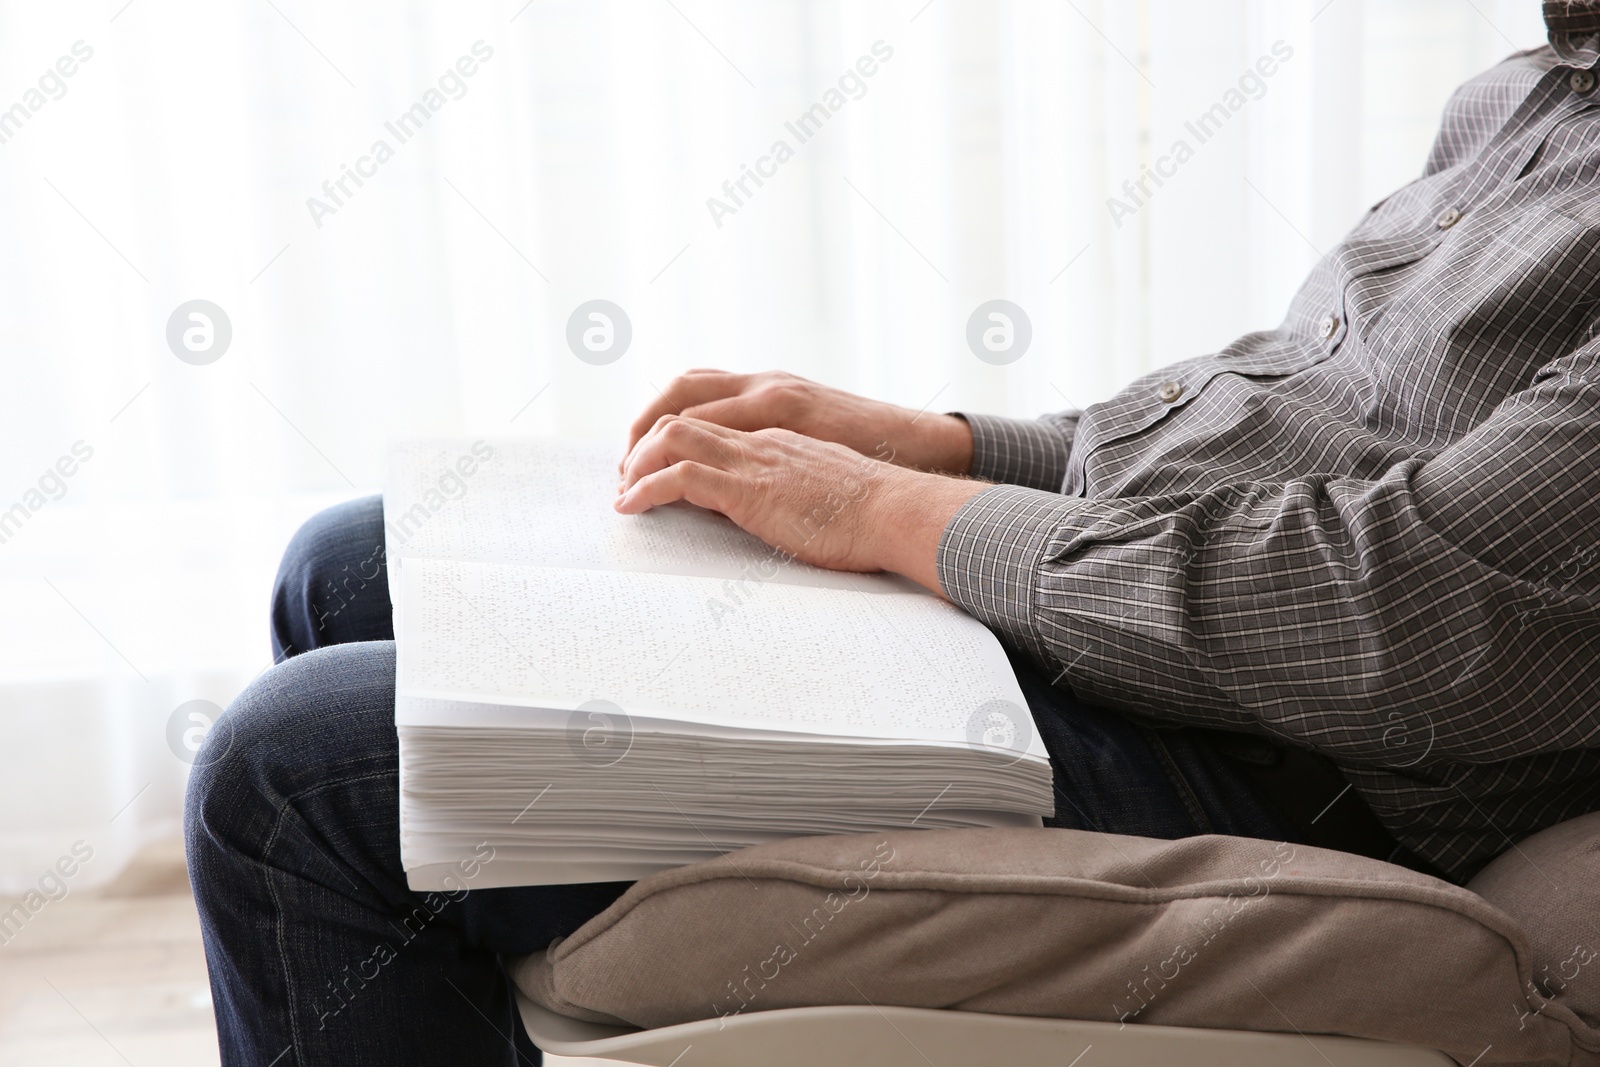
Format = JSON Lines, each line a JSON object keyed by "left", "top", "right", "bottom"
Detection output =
{"left": 952, "top": 410, "right": 1079, "bottom": 491}
{"left": 936, "top": 343, "right": 1600, "bottom": 769}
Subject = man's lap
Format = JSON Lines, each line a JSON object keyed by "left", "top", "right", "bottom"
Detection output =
{"left": 258, "top": 496, "right": 1311, "bottom": 853}
{"left": 189, "top": 496, "right": 1389, "bottom": 1063}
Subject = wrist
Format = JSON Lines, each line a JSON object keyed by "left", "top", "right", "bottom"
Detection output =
{"left": 892, "top": 411, "right": 973, "bottom": 475}
{"left": 869, "top": 467, "right": 987, "bottom": 596}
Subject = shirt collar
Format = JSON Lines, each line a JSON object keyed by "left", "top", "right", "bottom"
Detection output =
{"left": 1547, "top": 2, "right": 1600, "bottom": 67}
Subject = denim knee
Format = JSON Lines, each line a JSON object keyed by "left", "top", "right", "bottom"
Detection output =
{"left": 270, "top": 496, "right": 390, "bottom": 660}
{"left": 184, "top": 642, "right": 398, "bottom": 875}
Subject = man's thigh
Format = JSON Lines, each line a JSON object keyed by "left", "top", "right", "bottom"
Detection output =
{"left": 1006, "top": 645, "right": 1302, "bottom": 843}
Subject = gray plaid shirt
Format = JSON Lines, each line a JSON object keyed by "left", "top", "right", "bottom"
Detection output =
{"left": 938, "top": 25, "right": 1600, "bottom": 882}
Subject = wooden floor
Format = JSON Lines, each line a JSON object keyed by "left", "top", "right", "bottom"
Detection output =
{"left": 0, "top": 838, "right": 615, "bottom": 1066}
{"left": 0, "top": 839, "right": 219, "bottom": 1066}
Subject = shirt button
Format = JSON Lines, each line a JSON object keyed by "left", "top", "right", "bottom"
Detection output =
{"left": 1572, "top": 69, "right": 1596, "bottom": 93}
{"left": 1157, "top": 380, "right": 1183, "bottom": 403}
{"left": 1435, "top": 207, "right": 1462, "bottom": 230}
{"left": 1318, "top": 314, "right": 1340, "bottom": 340}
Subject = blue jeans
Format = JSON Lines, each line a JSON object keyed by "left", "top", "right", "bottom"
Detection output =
{"left": 188, "top": 497, "right": 1326, "bottom": 1066}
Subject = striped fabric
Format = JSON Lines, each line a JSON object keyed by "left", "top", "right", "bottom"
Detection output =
{"left": 938, "top": 27, "right": 1600, "bottom": 882}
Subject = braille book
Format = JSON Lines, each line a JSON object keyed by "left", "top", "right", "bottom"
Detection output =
{"left": 387, "top": 437, "right": 1051, "bottom": 889}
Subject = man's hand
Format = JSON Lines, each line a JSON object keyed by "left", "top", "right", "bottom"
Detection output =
{"left": 623, "top": 369, "right": 973, "bottom": 475}
{"left": 616, "top": 416, "right": 986, "bottom": 594}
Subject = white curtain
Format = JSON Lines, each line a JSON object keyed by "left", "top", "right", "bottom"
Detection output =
{"left": 0, "top": 0, "right": 1547, "bottom": 891}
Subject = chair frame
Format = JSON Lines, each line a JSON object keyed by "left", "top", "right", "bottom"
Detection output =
{"left": 517, "top": 993, "right": 1457, "bottom": 1067}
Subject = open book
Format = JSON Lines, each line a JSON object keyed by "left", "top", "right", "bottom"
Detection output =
{"left": 386, "top": 437, "right": 1052, "bottom": 889}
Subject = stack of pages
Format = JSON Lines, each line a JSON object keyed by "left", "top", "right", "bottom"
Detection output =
{"left": 386, "top": 437, "right": 1052, "bottom": 889}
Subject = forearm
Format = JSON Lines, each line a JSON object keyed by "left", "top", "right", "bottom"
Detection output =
{"left": 863, "top": 408, "right": 1080, "bottom": 591}
{"left": 934, "top": 460, "right": 1600, "bottom": 765}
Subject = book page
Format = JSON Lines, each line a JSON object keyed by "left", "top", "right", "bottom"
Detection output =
{"left": 396, "top": 557, "right": 1044, "bottom": 758}
{"left": 385, "top": 436, "right": 908, "bottom": 593}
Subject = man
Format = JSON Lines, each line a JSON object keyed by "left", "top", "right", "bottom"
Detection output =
{"left": 189, "top": 7, "right": 1600, "bottom": 1064}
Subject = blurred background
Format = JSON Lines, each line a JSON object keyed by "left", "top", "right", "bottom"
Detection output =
{"left": 0, "top": 0, "right": 1549, "bottom": 1062}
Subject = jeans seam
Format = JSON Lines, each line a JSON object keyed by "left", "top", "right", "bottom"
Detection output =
{"left": 259, "top": 794, "right": 304, "bottom": 1066}
{"left": 1145, "top": 730, "right": 1215, "bottom": 835}
{"left": 255, "top": 767, "right": 396, "bottom": 1064}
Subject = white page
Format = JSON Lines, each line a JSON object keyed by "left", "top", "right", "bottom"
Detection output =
{"left": 396, "top": 556, "right": 1044, "bottom": 756}
{"left": 385, "top": 436, "right": 908, "bottom": 593}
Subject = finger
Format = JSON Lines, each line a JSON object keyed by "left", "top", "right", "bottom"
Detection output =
{"left": 621, "top": 416, "right": 743, "bottom": 492}
{"left": 623, "top": 372, "right": 751, "bottom": 464}
{"left": 614, "top": 460, "right": 742, "bottom": 516}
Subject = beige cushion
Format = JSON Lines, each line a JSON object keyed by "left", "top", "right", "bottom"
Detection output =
{"left": 1468, "top": 811, "right": 1600, "bottom": 1031}
{"left": 512, "top": 828, "right": 1600, "bottom": 1066}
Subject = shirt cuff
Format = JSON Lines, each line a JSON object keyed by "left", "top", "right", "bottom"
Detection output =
{"left": 954, "top": 412, "right": 1076, "bottom": 492}
{"left": 935, "top": 483, "right": 1085, "bottom": 662}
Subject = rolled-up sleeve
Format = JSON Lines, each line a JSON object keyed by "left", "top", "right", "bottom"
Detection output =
{"left": 954, "top": 411, "right": 1078, "bottom": 491}
{"left": 937, "top": 346, "right": 1600, "bottom": 769}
